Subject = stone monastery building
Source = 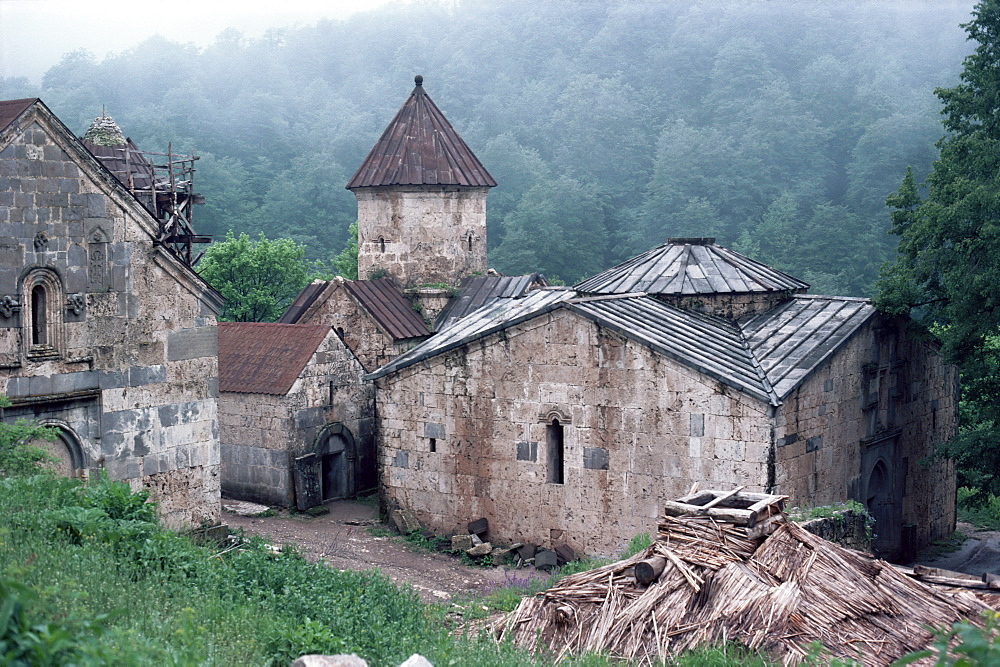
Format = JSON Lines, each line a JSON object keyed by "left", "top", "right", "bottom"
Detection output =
{"left": 0, "top": 98, "right": 220, "bottom": 526}
{"left": 277, "top": 77, "right": 955, "bottom": 561}
{"left": 0, "top": 81, "right": 959, "bottom": 561}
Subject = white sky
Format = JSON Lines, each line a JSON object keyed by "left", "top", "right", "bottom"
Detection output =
{"left": 0, "top": 0, "right": 396, "bottom": 83}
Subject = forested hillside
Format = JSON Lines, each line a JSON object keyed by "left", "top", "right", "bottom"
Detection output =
{"left": 0, "top": 0, "right": 974, "bottom": 292}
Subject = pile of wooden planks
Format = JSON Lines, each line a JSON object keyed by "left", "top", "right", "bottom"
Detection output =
{"left": 495, "top": 489, "right": 993, "bottom": 665}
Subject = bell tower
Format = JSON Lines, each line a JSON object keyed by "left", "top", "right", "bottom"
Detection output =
{"left": 346, "top": 75, "right": 496, "bottom": 287}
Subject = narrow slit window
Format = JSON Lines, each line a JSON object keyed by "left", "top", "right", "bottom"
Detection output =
{"left": 547, "top": 418, "right": 564, "bottom": 484}
{"left": 31, "top": 285, "right": 47, "bottom": 345}
{"left": 429, "top": 438, "right": 436, "bottom": 453}
{"left": 467, "top": 235, "right": 473, "bottom": 252}
{"left": 379, "top": 237, "right": 386, "bottom": 253}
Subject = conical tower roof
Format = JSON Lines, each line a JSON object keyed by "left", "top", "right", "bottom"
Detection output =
{"left": 82, "top": 112, "right": 125, "bottom": 146}
{"left": 346, "top": 75, "right": 496, "bottom": 189}
{"left": 575, "top": 238, "right": 809, "bottom": 296}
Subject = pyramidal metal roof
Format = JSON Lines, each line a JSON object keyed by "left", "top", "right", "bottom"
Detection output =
{"left": 575, "top": 238, "right": 809, "bottom": 296}
{"left": 346, "top": 75, "right": 496, "bottom": 189}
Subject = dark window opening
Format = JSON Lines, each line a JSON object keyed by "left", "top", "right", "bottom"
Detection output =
{"left": 31, "top": 285, "right": 46, "bottom": 345}
{"left": 429, "top": 438, "right": 436, "bottom": 453}
{"left": 335, "top": 326, "right": 345, "bottom": 340}
{"left": 379, "top": 237, "right": 386, "bottom": 253}
{"left": 547, "top": 418, "right": 564, "bottom": 484}
{"left": 467, "top": 235, "right": 473, "bottom": 252}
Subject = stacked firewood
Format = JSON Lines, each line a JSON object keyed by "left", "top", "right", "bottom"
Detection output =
{"left": 496, "top": 488, "right": 992, "bottom": 665}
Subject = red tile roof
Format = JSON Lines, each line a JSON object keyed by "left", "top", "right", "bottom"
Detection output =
{"left": 0, "top": 98, "right": 38, "bottom": 132}
{"left": 218, "top": 322, "right": 331, "bottom": 395}
{"left": 346, "top": 76, "right": 496, "bottom": 189}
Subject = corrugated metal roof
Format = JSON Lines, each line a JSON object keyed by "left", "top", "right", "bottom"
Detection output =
{"left": 569, "top": 296, "right": 776, "bottom": 403}
{"left": 575, "top": 238, "right": 809, "bottom": 296}
{"left": 278, "top": 280, "right": 330, "bottom": 324}
{"left": 435, "top": 273, "right": 546, "bottom": 330}
{"left": 368, "top": 288, "right": 575, "bottom": 379}
{"left": 344, "top": 278, "right": 432, "bottom": 340}
{"left": 741, "top": 295, "right": 876, "bottom": 399}
{"left": 0, "top": 98, "right": 37, "bottom": 132}
{"left": 218, "top": 322, "right": 331, "bottom": 395}
{"left": 346, "top": 76, "right": 496, "bottom": 189}
{"left": 370, "top": 291, "right": 877, "bottom": 406}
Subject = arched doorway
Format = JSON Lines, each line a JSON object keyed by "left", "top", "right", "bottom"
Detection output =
{"left": 318, "top": 431, "right": 350, "bottom": 501}
{"left": 866, "top": 458, "right": 899, "bottom": 558}
{"left": 292, "top": 424, "right": 357, "bottom": 510}
{"left": 28, "top": 422, "right": 85, "bottom": 477}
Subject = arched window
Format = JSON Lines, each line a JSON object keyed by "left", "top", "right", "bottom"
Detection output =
{"left": 547, "top": 418, "right": 564, "bottom": 484}
{"left": 22, "top": 268, "right": 63, "bottom": 358}
{"left": 31, "top": 285, "right": 47, "bottom": 345}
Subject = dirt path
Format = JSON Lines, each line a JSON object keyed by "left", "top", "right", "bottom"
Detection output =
{"left": 222, "top": 498, "right": 542, "bottom": 604}
{"left": 919, "top": 522, "right": 1000, "bottom": 578}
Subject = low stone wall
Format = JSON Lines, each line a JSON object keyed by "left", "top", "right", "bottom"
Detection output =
{"left": 797, "top": 507, "right": 873, "bottom": 552}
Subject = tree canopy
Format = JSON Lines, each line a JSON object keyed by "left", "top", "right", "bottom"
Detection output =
{"left": 197, "top": 232, "right": 310, "bottom": 322}
{"left": 876, "top": 0, "right": 1000, "bottom": 499}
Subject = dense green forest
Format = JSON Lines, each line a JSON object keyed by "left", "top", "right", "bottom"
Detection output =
{"left": 0, "top": 0, "right": 975, "bottom": 291}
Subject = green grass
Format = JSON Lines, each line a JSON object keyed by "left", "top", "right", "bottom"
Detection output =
{"left": 0, "top": 473, "right": 573, "bottom": 666}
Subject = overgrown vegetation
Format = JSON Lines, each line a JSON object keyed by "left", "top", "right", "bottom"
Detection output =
{"left": 957, "top": 487, "right": 1000, "bottom": 530}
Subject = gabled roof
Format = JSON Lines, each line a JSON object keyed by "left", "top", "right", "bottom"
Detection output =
{"left": 571, "top": 295, "right": 776, "bottom": 404}
{"left": 277, "top": 280, "right": 329, "bottom": 324}
{"left": 575, "top": 238, "right": 809, "bottom": 296}
{"left": 218, "top": 322, "right": 331, "bottom": 395}
{"left": 435, "top": 273, "right": 546, "bottom": 331}
{"left": 369, "top": 290, "right": 877, "bottom": 405}
{"left": 346, "top": 76, "right": 496, "bottom": 189}
{"left": 742, "top": 295, "right": 875, "bottom": 398}
{"left": 344, "top": 278, "right": 432, "bottom": 340}
{"left": 0, "top": 97, "right": 222, "bottom": 312}
{"left": 0, "top": 98, "right": 37, "bottom": 131}
{"left": 369, "top": 288, "right": 575, "bottom": 380}
{"left": 278, "top": 278, "right": 432, "bottom": 341}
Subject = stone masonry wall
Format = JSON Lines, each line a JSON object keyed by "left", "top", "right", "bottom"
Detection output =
{"left": 774, "top": 316, "right": 957, "bottom": 554}
{"left": 658, "top": 291, "right": 799, "bottom": 320}
{"left": 356, "top": 186, "right": 488, "bottom": 287}
{"left": 376, "top": 307, "right": 773, "bottom": 556}
{"left": 296, "top": 284, "right": 406, "bottom": 373}
{"left": 0, "top": 110, "right": 220, "bottom": 527}
{"left": 220, "top": 329, "right": 374, "bottom": 506}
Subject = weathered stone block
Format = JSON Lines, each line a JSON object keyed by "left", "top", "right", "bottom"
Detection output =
{"left": 391, "top": 509, "right": 421, "bottom": 534}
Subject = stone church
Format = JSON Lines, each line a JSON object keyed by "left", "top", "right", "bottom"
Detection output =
{"left": 294, "top": 76, "right": 955, "bottom": 561}
{"left": 0, "top": 99, "right": 221, "bottom": 526}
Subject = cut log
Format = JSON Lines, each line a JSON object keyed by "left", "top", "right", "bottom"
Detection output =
{"left": 746, "top": 512, "right": 787, "bottom": 540}
{"left": 913, "top": 564, "right": 979, "bottom": 581}
{"left": 635, "top": 557, "right": 667, "bottom": 585}
{"left": 699, "top": 486, "right": 745, "bottom": 511}
{"left": 663, "top": 500, "right": 758, "bottom": 526}
{"left": 983, "top": 572, "right": 1000, "bottom": 588}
